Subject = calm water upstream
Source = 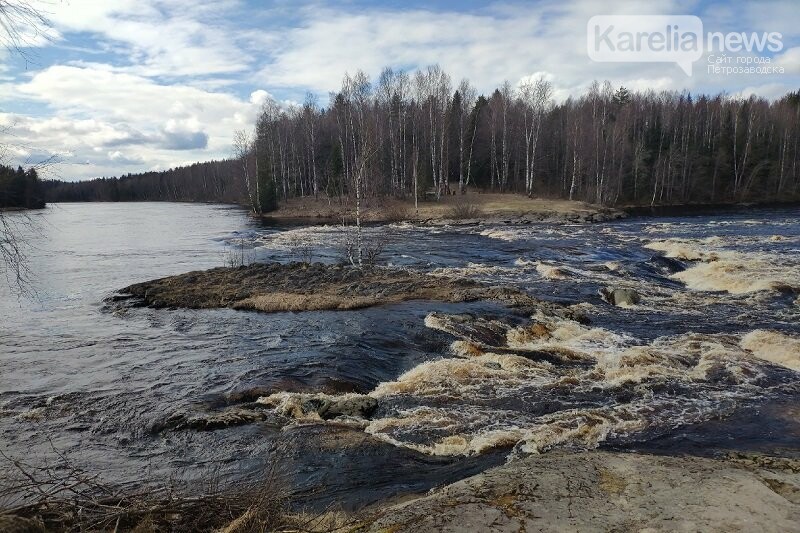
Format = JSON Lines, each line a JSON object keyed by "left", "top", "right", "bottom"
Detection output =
{"left": 1, "top": 202, "right": 799, "bottom": 508}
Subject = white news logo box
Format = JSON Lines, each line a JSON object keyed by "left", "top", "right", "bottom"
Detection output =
{"left": 587, "top": 15, "right": 704, "bottom": 75}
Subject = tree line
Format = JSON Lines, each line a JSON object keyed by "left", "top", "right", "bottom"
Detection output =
{"left": 238, "top": 67, "right": 800, "bottom": 212}
{"left": 0, "top": 164, "right": 45, "bottom": 209}
{"left": 42, "top": 160, "right": 246, "bottom": 204}
{"left": 44, "top": 68, "right": 800, "bottom": 212}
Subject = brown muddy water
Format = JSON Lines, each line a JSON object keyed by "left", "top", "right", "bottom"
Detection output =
{"left": 1, "top": 202, "right": 799, "bottom": 510}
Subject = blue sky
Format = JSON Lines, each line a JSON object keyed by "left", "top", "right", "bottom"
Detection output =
{"left": 0, "top": 0, "right": 798, "bottom": 181}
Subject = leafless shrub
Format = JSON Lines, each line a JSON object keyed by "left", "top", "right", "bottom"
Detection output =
{"left": 0, "top": 442, "right": 300, "bottom": 533}
{"left": 283, "top": 235, "right": 314, "bottom": 263}
{"left": 362, "top": 237, "right": 388, "bottom": 266}
{"left": 381, "top": 203, "right": 410, "bottom": 222}
{"left": 447, "top": 199, "right": 483, "bottom": 220}
{"left": 223, "top": 238, "right": 255, "bottom": 268}
{"left": 339, "top": 224, "right": 389, "bottom": 267}
{"left": 339, "top": 225, "right": 359, "bottom": 267}
{"left": 0, "top": 439, "right": 375, "bottom": 533}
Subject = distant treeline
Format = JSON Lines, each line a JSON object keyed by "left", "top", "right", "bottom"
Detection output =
{"left": 0, "top": 164, "right": 45, "bottom": 209}
{"left": 48, "top": 69, "right": 800, "bottom": 211}
{"left": 43, "top": 159, "right": 246, "bottom": 204}
{"left": 240, "top": 69, "right": 800, "bottom": 212}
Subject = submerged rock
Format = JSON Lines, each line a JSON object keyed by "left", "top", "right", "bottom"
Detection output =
{"left": 648, "top": 254, "right": 687, "bottom": 274}
{"left": 425, "top": 313, "right": 511, "bottom": 346}
{"left": 600, "top": 287, "right": 641, "bottom": 307}
{"left": 315, "top": 396, "right": 379, "bottom": 420}
{"left": 151, "top": 408, "right": 269, "bottom": 432}
{"left": 262, "top": 393, "right": 380, "bottom": 421}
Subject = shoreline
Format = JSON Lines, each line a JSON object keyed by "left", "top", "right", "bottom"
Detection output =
{"left": 257, "top": 195, "right": 800, "bottom": 227}
{"left": 256, "top": 193, "right": 627, "bottom": 226}
{"left": 38, "top": 196, "right": 799, "bottom": 227}
{"left": 624, "top": 200, "right": 800, "bottom": 218}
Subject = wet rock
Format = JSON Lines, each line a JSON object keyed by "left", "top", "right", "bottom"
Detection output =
{"left": 600, "top": 287, "right": 641, "bottom": 307}
{"left": 224, "top": 387, "right": 273, "bottom": 405}
{"left": 529, "top": 323, "right": 550, "bottom": 338}
{"left": 180, "top": 409, "right": 268, "bottom": 431}
{"left": 314, "top": 396, "right": 379, "bottom": 420}
{"left": 151, "top": 408, "right": 269, "bottom": 432}
{"left": 150, "top": 412, "right": 188, "bottom": 433}
{"left": 425, "top": 313, "right": 511, "bottom": 347}
{"left": 648, "top": 254, "right": 687, "bottom": 274}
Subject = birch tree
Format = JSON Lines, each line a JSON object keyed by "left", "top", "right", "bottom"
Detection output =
{"left": 518, "top": 75, "right": 553, "bottom": 197}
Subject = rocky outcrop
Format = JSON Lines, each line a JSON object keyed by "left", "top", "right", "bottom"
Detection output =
{"left": 361, "top": 451, "right": 800, "bottom": 532}
{"left": 110, "top": 262, "right": 570, "bottom": 315}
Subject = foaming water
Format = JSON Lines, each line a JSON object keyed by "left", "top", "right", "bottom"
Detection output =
{"left": 305, "top": 317, "right": 790, "bottom": 458}
{"left": 741, "top": 330, "right": 800, "bottom": 371}
{"left": 645, "top": 237, "right": 800, "bottom": 294}
{"left": 1, "top": 203, "right": 799, "bottom": 508}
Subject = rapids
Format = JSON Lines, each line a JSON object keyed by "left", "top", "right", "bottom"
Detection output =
{"left": 1, "top": 202, "right": 799, "bottom": 508}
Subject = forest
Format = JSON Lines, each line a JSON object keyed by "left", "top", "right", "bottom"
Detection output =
{"left": 0, "top": 164, "right": 45, "bottom": 209}
{"left": 42, "top": 160, "right": 246, "bottom": 204}
{"left": 46, "top": 68, "right": 800, "bottom": 212}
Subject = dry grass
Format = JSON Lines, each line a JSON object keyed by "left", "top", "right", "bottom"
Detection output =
{"left": 262, "top": 192, "right": 608, "bottom": 223}
{"left": 233, "top": 292, "right": 378, "bottom": 312}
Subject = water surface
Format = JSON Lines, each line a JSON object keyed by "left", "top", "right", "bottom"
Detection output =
{"left": 1, "top": 202, "right": 798, "bottom": 507}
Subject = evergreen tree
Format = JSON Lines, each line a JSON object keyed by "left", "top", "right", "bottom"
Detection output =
{"left": 257, "top": 156, "right": 278, "bottom": 213}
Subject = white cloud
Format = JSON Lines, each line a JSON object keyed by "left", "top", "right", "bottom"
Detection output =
{"left": 252, "top": 0, "right": 799, "bottom": 102}
{"left": 1, "top": 64, "right": 267, "bottom": 179}
{"left": 1, "top": 0, "right": 798, "bottom": 181}
{"left": 255, "top": 1, "right": 698, "bottom": 96}
{"left": 249, "top": 89, "right": 272, "bottom": 106}
{"left": 43, "top": 0, "right": 251, "bottom": 78}
{"left": 775, "top": 47, "right": 800, "bottom": 74}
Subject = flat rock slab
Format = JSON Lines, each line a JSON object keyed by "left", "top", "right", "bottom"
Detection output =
{"left": 363, "top": 451, "right": 800, "bottom": 532}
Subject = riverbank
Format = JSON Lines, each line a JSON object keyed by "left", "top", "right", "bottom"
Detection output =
{"left": 624, "top": 200, "right": 800, "bottom": 218}
{"left": 258, "top": 193, "right": 627, "bottom": 226}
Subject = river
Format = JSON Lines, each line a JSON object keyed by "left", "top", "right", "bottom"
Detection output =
{"left": 1, "top": 202, "right": 799, "bottom": 509}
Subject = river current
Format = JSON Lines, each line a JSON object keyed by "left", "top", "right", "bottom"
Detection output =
{"left": 1, "top": 202, "right": 799, "bottom": 508}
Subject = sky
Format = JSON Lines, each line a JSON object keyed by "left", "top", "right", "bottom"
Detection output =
{"left": 0, "top": 0, "right": 798, "bottom": 181}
